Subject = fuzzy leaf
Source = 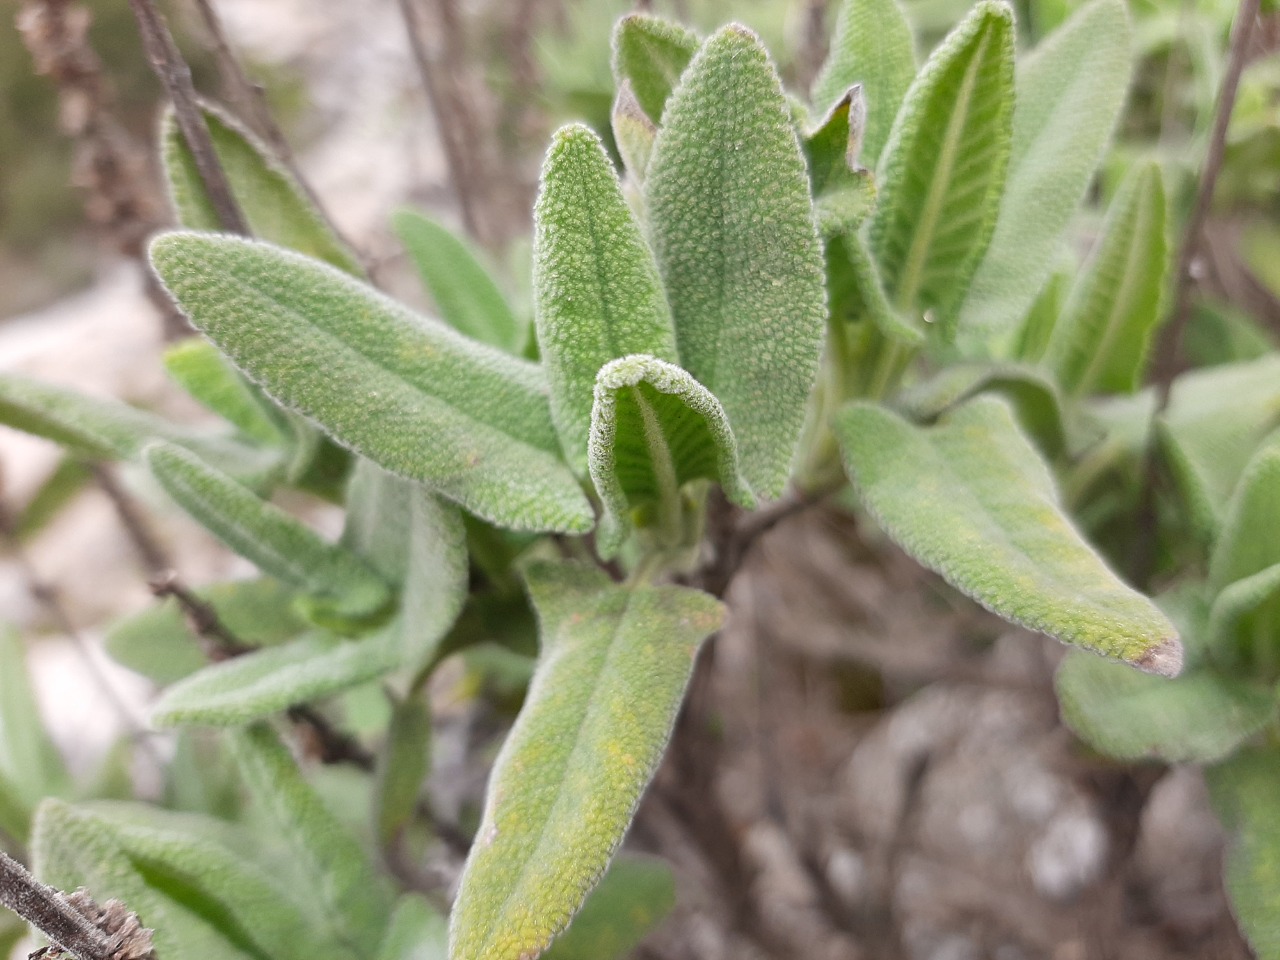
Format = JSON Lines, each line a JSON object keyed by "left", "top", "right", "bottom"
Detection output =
{"left": 811, "top": 0, "right": 916, "bottom": 168}
{"left": 542, "top": 855, "right": 676, "bottom": 960}
{"left": 163, "top": 104, "right": 361, "bottom": 275}
{"left": 836, "top": 396, "right": 1181, "bottom": 672}
{"left": 869, "top": 0, "right": 1015, "bottom": 330}
{"left": 610, "top": 14, "right": 699, "bottom": 123}
{"left": 374, "top": 696, "right": 431, "bottom": 847}
{"left": 804, "top": 92, "right": 881, "bottom": 238}
{"left": 392, "top": 210, "right": 526, "bottom": 355}
{"left": 589, "top": 355, "right": 753, "bottom": 554}
{"left": 379, "top": 896, "right": 448, "bottom": 960}
{"left": 0, "top": 373, "right": 279, "bottom": 483}
{"left": 165, "top": 339, "right": 288, "bottom": 445}
{"left": 152, "top": 628, "right": 401, "bottom": 727}
{"left": 448, "top": 561, "right": 723, "bottom": 960}
{"left": 146, "top": 442, "right": 389, "bottom": 622}
{"left": 229, "top": 723, "right": 392, "bottom": 946}
{"left": 1207, "top": 747, "right": 1280, "bottom": 959}
{"left": 533, "top": 124, "right": 678, "bottom": 470}
{"left": 149, "top": 233, "right": 592, "bottom": 533}
{"left": 105, "top": 578, "right": 305, "bottom": 684}
{"left": 0, "top": 629, "right": 68, "bottom": 841}
{"left": 1048, "top": 163, "right": 1169, "bottom": 395}
{"left": 957, "top": 0, "right": 1133, "bottom": 345}
{"left": 647, "top": 25, "right": 827, "bottom": 497}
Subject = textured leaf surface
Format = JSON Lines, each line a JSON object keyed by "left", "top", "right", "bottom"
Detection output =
{"left": 1208, "top": 747, "right": 1280, "bottom": 960}
{"left": 589, "top": 355, "right": 753, "bottom": 554}
{"left": 448, "top": 562, "right": 723, "bottom": 960}
{"left": 150, "top": 233, "right": 592, "bottom": 532}
{"left": 957, "top": 0, "right": 1132, "bottom": 344}
{"left": 1048, "top": 163, "right": 1168, "bottom": 395}
{"left": 0, "top": 373, "right": 278, "bottom": 483}
{"left": 534, "top": 124, "right": 678, "bottom": 470}
{"left": 378, "top": 896, "right": 447, "bottom": 960}
{"left": 147, "top": 442, "right": 389, "bottom": 621}
{"left": 393, "top": 210, "right": 526, "bottom": 354}
{"left": 610, "top": 14, "right": 699, "bottom": 123}
{"left": 648, "top": 25, "right": 826, "bottom": 496}
{"left": 105, "top": 577, "right": 305, "bottom": 684}
{"left": 869, "top": 0, "right": 1014, "bottom": 328}
{"left": 152, "top": 628, "right": 401, "bottom": 727}
{"left": 163, "top": 104, "right": 361, "bottom": 274}
{"left": 836, "top": 396, "right": 1180, "bottom": 671}
{"left": 542, "top": 855, "right": 676, "bottom": 960}
{"left": 230, "top": 723, "right": 392, "bottom": 946}
{"left": 165, "top": 339, "right": 287, "bottom": 445}
{"left": 811, "top": 0, "right": 916, "bottom": 168}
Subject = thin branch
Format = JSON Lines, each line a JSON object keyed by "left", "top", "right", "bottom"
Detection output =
{"left": 0, "top": 852, "right": 114, "bottom": 960}
{"left": 92, "top": 465, "right": 171, "bottom": 578}
{"left": 148, "top": 571, "right": 250, "bottom": 659}
{"left": 126, "top": 0, "right": 248, "bottom": 235}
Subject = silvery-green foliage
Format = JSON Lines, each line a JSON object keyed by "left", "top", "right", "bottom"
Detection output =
{"left": 610, "top": 14, "right": 699, "bottom": 124}
{"left": 164, "top": 339, "right": 289, "bottom": 446}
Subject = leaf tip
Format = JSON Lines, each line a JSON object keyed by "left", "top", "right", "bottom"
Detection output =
{"left": 1134, "top": 636, "right": 1184, "bottom": 679}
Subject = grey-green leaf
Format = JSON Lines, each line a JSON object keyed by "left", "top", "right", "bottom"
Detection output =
{"left": 0, "top": 629, "right": 68, "bottom": 842}
{"left": 379, "top": 896, "right": 448, "bottom": 960}
{"left": 610, "top": 14, "right": 699, "bottom": 124}
{"left": 533, "top": 124, "right": 678, "bottom": 471}
{"left": 1207, "top": 747, "right": 1280, "bottom": 959}
{"left": 229, "top": 723, "right": 392, "bottom": 948}
{"left": 869, "top": 0, "right": 1015, "bottom": 330}
{"left": 647, "top": 24, "right": 827, "bottom": 497}
{"left": 541, "top": 855, "right": 676, "bottom": 960}
{"left": 163, "top": 103, "right": 361, "bottom": 275}
{"left": 392, "top": 210, "right": 526, "bottom": 354}
{"left": 164, "top": 339, "right": 288, "bottom": 446}
{"left": 374, "top": 696, "right": 431, "bottom": 848}
{"left": 956, "top": 0, "right": 1133, "bottom": 346}
{"left": 152, "top": 628, "right": 401, "bottom": 727}
{"left": 448, "top": 561, "right": 724, "bottom": 960}
{"left": 146, "top": 441, "right": 390, "bottom": 622}
{"left": 836, "top": 396, "right": 1181, "bottom": 672}
{"left": 149, "top": 232, "right": 593, "bottom": 533}
{"left": 589, "top": 355, "right": 753, "bottom": 555}
{"left": 811, "top": 0, "right": 916, "bottom": 168}
{"left": 1047, "top": 162, "right": 1169, "bottom": 396}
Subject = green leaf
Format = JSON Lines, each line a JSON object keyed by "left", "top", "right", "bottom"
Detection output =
{"left": 836, "top": 396, "right": 1181, "bottom": 672}
{"left": 11, "top": 456, "right": 92, "bottom": 544}
{"left": 146, "top": 441, "right": 390, "bottom": 622}
{"left": 1211, "top": 441, "right": 1280, "bottom": 594}
{"left": 448, "top": 561, "right": 724, "bottom": 960}
{"left": 374, "top": 695, "right": 431, "bottom": 848}
{"left": 0, "top": 373, "right": 279, "bottom": 484}
{"left": 868, "top": 0, "right": 1015, "bottom": 329}
{"left": 164, "top": 339, "right": 288, "bottom": 446}
{"left": 589, "top": 355, "right": 753, "bottom": 555}
{"left": 150, "top": 233, "right": 593, "bottom": 534}
{"left": 1047, "top": 162, "right": 1169, "bottom": 395}
{"left": 611, "top": 82, "right": 657, "bottom": 183}
{"left": 229, "top": 723, "right": 392, "bottom": 947}
{"left": 105, "top": 577, "right": 306, "bottom": 685}
{"left": 152, "top": 628, "right": 401, "bottom": 727}
{"left": 533, "top": 124, "right": 679, "bottom": 471}
{"left": 610, "top": 14, "right": 699, "bottom": 124}
{"left": 542, "top": 855, "right": 676, "bottom": 960}
{"left": 803, "top": 91, "right": 882, "bottom": 239}
{"left": 811, "top": 0, "right": 916, "bottom": 169}
{"left": 1207, "top": 747, "right": 1280, "bottom": 960}
{"left": 829, "top": 232, "right": 923, "bottom": 344}
{"left": 647, "top": 25, "right": 827, "bottom": 497}
{"left": 1010, "top": 263, "right": 1069, "bottom": 364}
{"left": 0, "top": 628, "right": 68, "bottom": 842}
{"left": 392, "top": 210, "right": 526, "bottom": 355}
{"left": 956, "top": 0, "right": 1133, "bottom": 346}
{"left": 163, "top": 103, "right": 361, "bottom": 275}
{"left": 378, "top": 896, "right": 448, "bottom": 960}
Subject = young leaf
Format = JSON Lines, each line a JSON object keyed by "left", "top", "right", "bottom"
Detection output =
{"left": 1207, "top": 747, "right": 1280, "bottom": 960}
{"left": 811, "top": 0, "right": 916, "bottom": 169}
{"left": 589, "top": 355, "right": 753, "bottom": 554}
{"left": 869, "top": 0, "right": 1015, "bottom": 329}
{"left": 0, "top": 629, "right": 68, "bottom": 842}
{"left": 149, "top": 233, "right": 593, "bottom": 533}
{"left": 542, "top": 855, "right": 676, "bottom": 960}
{"left": 803, "top": 91, "right": 881, "bottom": 238}
{"left": 378, "top": 896, "right": 448, "bottom": 960}
{"left": 163, "top": 103, "right": 361, "bottom": 275}
{"left": 165, "top": 339, "right": 288, "bottom": 446}
{"left": 836, "top": 396, "right": 1181, "bottom": 673}
{"left": 392, "top": 210, "right": 526, "bottom": 355}
{"left": 229, "top": 723, "right": 392, "bottom": 947}
{"left": 374, "top": 696, "right": 431, "bottom": 848}
{"left": 956, "top": 0, "right": 1133, "bottom": 346}
{"left": 0, "top": 373, "right": 279, "bottom": 484}
{"left": 533, "top": 124, "right": 679, "bottom": 470}
{"left": 151, "top": 628, "right": 401, "bottom": 728}
{"left": 146, "top": 442, "right": 390, "bottom": 622}
{"left": 448, "top": 561, "right": 724, "bottom": 960}
{"left": 647, "top": 24, "right": 827, "bottom": 497}
{"left": 610, "top": 14, "right": 699, "bottom": 124}
{"left": 1047, "top": 162, "right": 1169, "bottom": 395}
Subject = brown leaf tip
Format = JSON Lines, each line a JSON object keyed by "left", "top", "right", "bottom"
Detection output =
{"left": 1134, "top": 636, "right": 1184, "bottom": 679}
